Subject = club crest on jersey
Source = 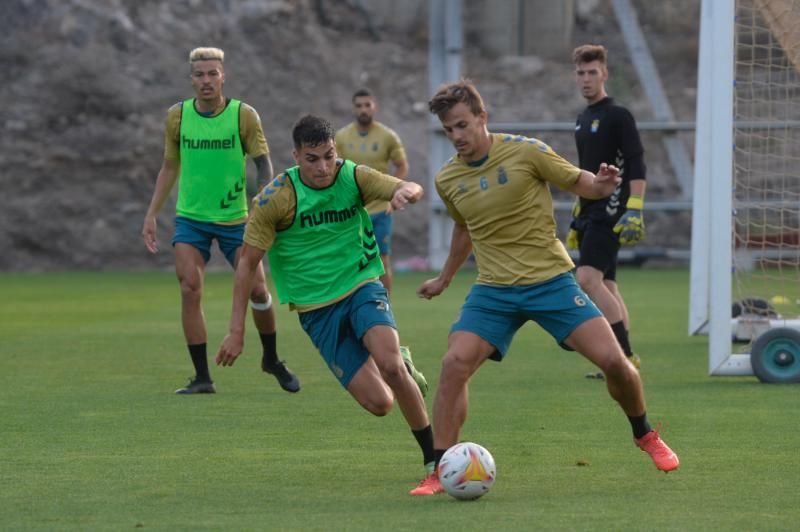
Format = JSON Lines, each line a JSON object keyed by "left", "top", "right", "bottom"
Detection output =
{"left": 497, "top": 166, "right": 508, "bottom": 184}
{"left": 591, "top": 119, "right": 600, "bottom": 133}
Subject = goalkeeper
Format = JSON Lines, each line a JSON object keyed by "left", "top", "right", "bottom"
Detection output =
{"left": 568, "top": 44, "right": 647, "bottom": 375}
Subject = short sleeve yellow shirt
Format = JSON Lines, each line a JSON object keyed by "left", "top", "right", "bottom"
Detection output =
{"left": 335, "top": 121, "right": 406, "bottom": 214}
{"left": 435, "top": 133, "right": 582, "bottom": 286}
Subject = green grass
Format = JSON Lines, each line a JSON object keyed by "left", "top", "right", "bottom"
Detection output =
{"left": 1, "top": 269, "right": 798, "bottom": 531}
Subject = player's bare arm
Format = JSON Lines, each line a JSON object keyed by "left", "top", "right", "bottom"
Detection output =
{"left": 417, "top": 223, "right": 473, "bottom": 299}
{"left": 253, "top": 154, "right": 274, "bottom": 191}
{"left": 141, "top": 158, "right": 180, "bottom": 254}
{"left": 216, "top": 243, "right": 266, "bottom": 367}
{"left": 388, "top": 181, "right": 423, "bottom": 212}
{"left": 568, "top": 164, "right": 621, "bottom": 199}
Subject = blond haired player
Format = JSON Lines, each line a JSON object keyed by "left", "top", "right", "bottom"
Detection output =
{"left": 142, "top": 47, "right": 298, "bottom": 394}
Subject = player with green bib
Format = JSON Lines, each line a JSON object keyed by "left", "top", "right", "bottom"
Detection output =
{"left": 215, "top": 115, "right": 434, "bottom": 493}
{"left": 142, "top": 47, "right": 298, "bottom": 395}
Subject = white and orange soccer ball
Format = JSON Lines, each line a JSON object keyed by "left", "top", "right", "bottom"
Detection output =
{"left": 438, "top": 442, "right": 496, "bottom": 500}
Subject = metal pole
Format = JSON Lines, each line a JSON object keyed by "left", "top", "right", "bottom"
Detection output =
{"left": 611, "top": 0, "right": 695, "bottom": 199}
{"left": 427, "top": 0, "right": 461, "bottom": 270}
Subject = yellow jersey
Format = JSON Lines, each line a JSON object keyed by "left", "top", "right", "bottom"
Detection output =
{"left": 435, "top": 133, "right": 581, "bottom": 286}
{"left": 335, "top": 121, "right": 406, "bottom": 214}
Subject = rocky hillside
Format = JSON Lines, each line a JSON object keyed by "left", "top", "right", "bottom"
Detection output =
{"left": 1, "top": 0, "right": 699, "bottom": 271}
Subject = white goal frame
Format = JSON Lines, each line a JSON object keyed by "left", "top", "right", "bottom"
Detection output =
{"left": 689, "top": 0, "right": 800, "bottom": 376}
{"left": 688, "top": 0, "right": 747, "bottom": 375}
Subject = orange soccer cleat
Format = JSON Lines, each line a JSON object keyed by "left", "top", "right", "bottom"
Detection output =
{"left": 635, "top": 429, "right": 680, "bottom": 472}
{"left": 409, "top": 472, "right": 445, "bottom": 496}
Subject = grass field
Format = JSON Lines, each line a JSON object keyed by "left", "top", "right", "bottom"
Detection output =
{"left": 1, "top": 269, "right": 798, "bottom": 531}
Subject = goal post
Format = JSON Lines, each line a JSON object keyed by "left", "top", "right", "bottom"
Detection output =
{"left": 690, "top": 0, "right": 800, "bottom": 378}
{"left": 690, "top": 0, "right": 742, "bottom": 375}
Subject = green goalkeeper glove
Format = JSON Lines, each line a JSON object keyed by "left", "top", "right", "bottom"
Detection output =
{"left": 566, "top": 199, "right": 581, "bottom": 249}
{"left": 613, "top": 195, "right": 645, "bottom": 245}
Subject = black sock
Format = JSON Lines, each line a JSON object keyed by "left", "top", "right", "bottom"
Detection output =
{"left": 628, "top": 413, "right": 652, "bottom": 439}
{"left": 188, "top": 343, "right": 210, "bottom": 382}
{"left": 412, "top": 425, "right": 435, "bottom": 466}
{"left": 434, "top": 448, "right": 447, "bottom": 469}
{"left": 610, "top": 321, "right": 634, "bottom": 357}
{"left": 259, "top": 332, "right": 278, "bottom": 366}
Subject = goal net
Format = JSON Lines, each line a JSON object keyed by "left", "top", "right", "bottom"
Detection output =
{"left": 690, "top": 0, "right": 800, "bottom": 378}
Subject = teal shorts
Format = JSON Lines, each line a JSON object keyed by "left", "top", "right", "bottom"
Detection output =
{"left": 451, "top": 272, "right": 602, "bottom": 360}
{"left": 298, "top": 281, "right": 396, "bottom": 388}
{"left": 172, "top": 216, "right": 244, "bottom": 265}
{"left": 369, "top": 212, "right": 393, "bottom": 255}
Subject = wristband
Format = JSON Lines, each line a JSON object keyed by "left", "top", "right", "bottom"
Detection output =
{"left": 626, "top": 195, "right": 644, "bottom": 210}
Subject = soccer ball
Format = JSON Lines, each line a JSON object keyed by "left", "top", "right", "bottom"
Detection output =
{"left": 439, "top": 442, "right": 496, "bottom": 500}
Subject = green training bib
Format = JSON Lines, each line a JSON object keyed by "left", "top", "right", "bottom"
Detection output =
{"left": 268, "top": 160, "right": 384, "bottom": 305}
{"left": 176, "top": 98, "right": 247, "bottom": 222}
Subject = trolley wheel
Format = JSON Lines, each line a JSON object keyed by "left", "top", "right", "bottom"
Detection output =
{"left": 750, "top": 327, "right": 800, "bottom": 383}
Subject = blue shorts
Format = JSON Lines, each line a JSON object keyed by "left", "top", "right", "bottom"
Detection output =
{"left": 172, "top": 216, "right": 244, "bottom": 265}
{"left": 298, "top": 281, "right": 396, "bottom": 388}
{"left": 451, "top": 272, "right": 602, "bottom": 360}
{"left": 369, "top": 212, "right": 394, "bottom": 255}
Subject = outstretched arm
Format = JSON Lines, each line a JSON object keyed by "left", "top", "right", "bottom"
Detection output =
{"left": 216, "top": 243, "right": 266, "bottom": 367}
{"left": 417, "top": 222, "right": 473, "bottom": 300}
{"left": 388, "top": 180, "right": 424, "bottom": 212}
{"left": 567, "top": 163, "right": 621, "bottom": 200}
